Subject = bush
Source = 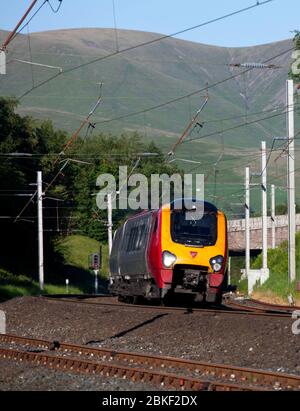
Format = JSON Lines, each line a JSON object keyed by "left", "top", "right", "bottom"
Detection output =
{"left": 252, "top": 233, "right": 300, "bottom": 298}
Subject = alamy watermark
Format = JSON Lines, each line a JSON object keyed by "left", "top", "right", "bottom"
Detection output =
{"left": 96, "top": 167, "right": 205, "bottom": 220}
{"left": 292, "top": 311, "right": 300, "bottom": 336}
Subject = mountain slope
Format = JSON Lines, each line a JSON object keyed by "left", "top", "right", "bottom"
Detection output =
{"left": 0, "top": 28, "right": 298, "bottom": 214}
{"left": 0, "top": 29, "right": 293, "bottom": 139}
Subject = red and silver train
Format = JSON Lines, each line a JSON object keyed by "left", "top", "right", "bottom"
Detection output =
{"left": 109, "top": 200, "right": 228, "bottom": 304}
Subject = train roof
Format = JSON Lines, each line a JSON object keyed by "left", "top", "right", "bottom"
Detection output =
{"left": 170, "top": 199, "right": 218, "bottom": 213}
{"left": 126, "top": 209, "right": 156, "bottom": 222}
{"left": 125, "top": 199, "right": 219, "bottom": 222}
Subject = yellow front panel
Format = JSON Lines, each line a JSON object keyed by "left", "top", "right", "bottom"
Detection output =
{"left": 161, "top": 204, "right": 227, "bottom": 271}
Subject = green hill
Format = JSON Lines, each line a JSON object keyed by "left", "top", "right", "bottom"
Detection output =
{"left": 0, "top": 28, "right": 299, "bottom": 215}
{"left": 0, "top": 28, "right": 293, "bottom": 141}
{"left": 54, "top": 234, "right": 109, "bottom": 276}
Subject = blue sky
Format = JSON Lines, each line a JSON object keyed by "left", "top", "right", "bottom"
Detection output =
{"left": 0, "top": 0, "right": 299, "bottom": 47}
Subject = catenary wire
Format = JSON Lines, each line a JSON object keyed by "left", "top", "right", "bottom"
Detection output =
{"left": 17, "top": 0, "right": 278, "bottom": 100}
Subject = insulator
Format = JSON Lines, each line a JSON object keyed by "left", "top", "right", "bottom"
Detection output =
{"left": 240, "top": 63, "right": 270, "bottom": 69}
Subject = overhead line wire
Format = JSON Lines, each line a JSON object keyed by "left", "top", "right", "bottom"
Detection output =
{"left": 8, "top": 0, "right": 64, "bottom": 46}
{"left": 92, "top": 45, "right": 294, "bottom": 126}
{"left": 46, "top": 0, "right": 63, "bottom": 14}
{"left": 1, "top": 0, "right": 42, "bottom": 50}
{"left": 17, "top": 0, "right": 277, "bottom": 100}
{"left": 184, "top": 104, "right": 298, "bottom": 144}
{"left": 13, "top": 93, "right": 103, "bottom": 223}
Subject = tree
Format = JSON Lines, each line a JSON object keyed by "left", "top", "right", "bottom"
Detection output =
{"left": 0, "top": 98, "right": 70, "bottom": 275}
{"left": 0, "top": 97, "right": 182, "bottom": 274}
{"left": 71, "top": 133, "right": 180, "bottom": 241}
{"left": 275, "top": 203, "right": 300, "bottom": 215}
{"left": 290, "top": 31, "right": 300, "bottom": 83}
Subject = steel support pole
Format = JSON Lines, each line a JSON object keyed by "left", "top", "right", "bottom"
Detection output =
{"left": 287, "top": 79, "right": 296, "bottom": 284}
{"left": 37, "top": 171, "right": 44, "bottom": 291}
{"left": 1, "top": 0, "right": 39, "bottom": 51}
{"left": 107, "top": 193, "right": 113, "bottom": 256}
{"left": 245, "top": 167, "right": 250, "bottom": 278}
{"left": 261, "top": 141, "right": 268, "bottom": 272}
{"left": 0, "top": 51, "right": 6, "bottom": 75}
{"left": 271, "top": 185, "right": 276, "bottom": 249}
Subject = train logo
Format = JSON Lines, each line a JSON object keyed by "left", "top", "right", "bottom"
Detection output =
{"left": 109, "top": 199, "right": 228, "bottom": 304}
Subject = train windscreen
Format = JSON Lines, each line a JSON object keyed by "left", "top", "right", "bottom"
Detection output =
{"left": 171, "top": 210, "right": 217, "bottom": 246}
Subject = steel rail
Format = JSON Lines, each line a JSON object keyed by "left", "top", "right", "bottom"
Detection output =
{"left": 248, "top": 298, "right": 300, "bottom": 312}
{"left": 224, "top": 300, "right": 293, "bottom": 315}
{"left": 0, "top": 347, "right": 218, "bottom": 391}
{"left": 0, "top": 334, "right": 299, "bottom": 390}
{"left": 0, "top": 346, "right": 256, "bottom": 391}
{"left": 42, "top": 296, "right": 292, "bottom": 319}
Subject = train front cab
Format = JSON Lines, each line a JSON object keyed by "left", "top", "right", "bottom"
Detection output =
{"left": 158, "top": 201, "right": 228, "bottom": 304}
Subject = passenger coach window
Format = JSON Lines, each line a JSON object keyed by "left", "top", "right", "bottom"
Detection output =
{"left": 127, "top": 227, "right": 139, "bottom": 252}
{"left": 127, "top": 224, "right": 147, "bottom": 252}
{"left": 136, "top": 224, "right": 146, "bottom": 250}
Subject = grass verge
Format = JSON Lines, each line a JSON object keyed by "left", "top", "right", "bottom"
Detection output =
{"left": 0, "top": 269, "right": 81, "bottom": 301}
{"left": 251, "top": 233, "right": 300, "bottom": 304}
{"left": 0, "top": 235, "right": 109, "bottom": 301}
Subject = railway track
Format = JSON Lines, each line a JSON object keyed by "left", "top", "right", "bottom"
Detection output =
{"left": 43, "top": 295, "right": 293, "bottom": 319}
{"left": 225, "top": 298, "right": 299, "bottom": 315}
{"left": 0, "top": 334, "right": 299, "bottom": 391}
{"left": 224, "top": 300, "right": 290, "bottom": 315}
{"left": 248, "top": 298, "right": 300, "bottom": 312}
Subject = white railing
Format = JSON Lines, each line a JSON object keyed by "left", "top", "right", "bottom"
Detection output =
{"left": 228, "top": 214, "right": 300, "bottom": 232}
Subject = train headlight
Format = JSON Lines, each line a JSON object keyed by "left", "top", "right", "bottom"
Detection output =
{"left": 210, "top": 256, "right": 224, "bottom": 272}
{"left": 162, "top": 251, "right": 177, "bottom": 268}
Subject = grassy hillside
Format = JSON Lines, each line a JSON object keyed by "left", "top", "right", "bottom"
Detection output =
{"left": 0, "top": 29, "right": 293, "bottom": 144}
{"left": 54, "top": 234, "right": 109, "bottom": 276}
{"left": 0, "top": 28, "right": 299, "bottom": 215}
{"left": 0, "top": 235, "right": 109, "bottom": 301}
